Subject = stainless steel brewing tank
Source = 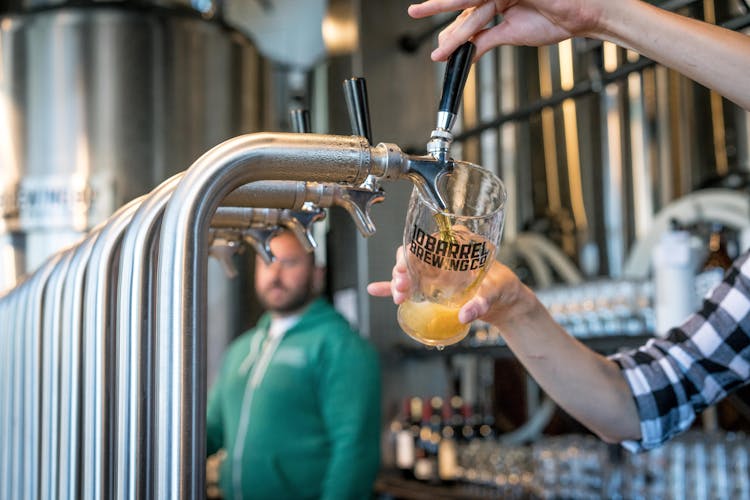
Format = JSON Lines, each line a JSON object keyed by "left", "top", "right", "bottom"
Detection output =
{"left": 464, "top": 4, "right": 750, "bottom": 278}
{"left": 0, "top": 3, "right": 264, "bottom": 289}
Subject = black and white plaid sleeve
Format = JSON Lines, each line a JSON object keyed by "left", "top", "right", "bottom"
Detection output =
{"left": 609, "top": 249, "right": 750, "bottom": 452}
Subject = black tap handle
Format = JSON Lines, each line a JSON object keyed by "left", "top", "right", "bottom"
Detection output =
{"left": 290, "top": 108, "right": 311, "bottom": 133}
{"left": 438, "top": 41, "right": 476, "bottom": 118}
{"left": 343, "top": 77, "right": 373, "bottom": 144}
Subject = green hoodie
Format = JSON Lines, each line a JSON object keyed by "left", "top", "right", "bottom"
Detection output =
{"left": 207, "top": 298, "right": 381, "bottom": 499}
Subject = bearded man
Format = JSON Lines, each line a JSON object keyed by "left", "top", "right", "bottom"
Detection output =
{"left": 207, "top": 230, "right": 381, "bottom": 500}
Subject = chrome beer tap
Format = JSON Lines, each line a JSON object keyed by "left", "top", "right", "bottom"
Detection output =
{"left": 343, "top": 77, "right": 376, "bottom": 194}
{"left": 294, "top": 102, "right": 386, "bottom": 236}
{"left": 341, "top": 78, "right": 387, "bottom": 226}
{"left": 403, "top": 41, "right": 476, "bottom": 209}
{"left": 221, "top": 180, "right": 382, "bottom": 237}
{"left": 210, "top": 206, "right": 326, "bottom": 263}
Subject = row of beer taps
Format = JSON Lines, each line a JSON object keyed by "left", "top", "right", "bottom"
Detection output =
{"left": 208, "top": 42, "right": 476, "bottom": 271}
{"left": 208, "top": 79, "right": 384, "bottom": 273}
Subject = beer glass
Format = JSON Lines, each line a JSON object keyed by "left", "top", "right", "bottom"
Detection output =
{"left": 398, "top": 161, "right": 506, "bottom": 348}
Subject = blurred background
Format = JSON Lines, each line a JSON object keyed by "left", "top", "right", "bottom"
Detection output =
{"left": 2, "top": 0, "right": 750, "bottom": 497}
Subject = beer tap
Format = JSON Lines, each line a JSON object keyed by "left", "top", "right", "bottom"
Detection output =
{"left": 221, "top": 180, "right": 381, "bottom": 237}
{"left": 429, "top": 41, "right": 475, "bottom": 160}
{"left": 278, "top": 207, "right": 326, "bottom": 250}
{"left": 339, "top": 78, "right": 385, "bottom": 233}
{"left": 210, "top": 206, "right": 326, "bottom": 263}
{"left": 403, "top": 41, "right": 476, "bottom": 209}
{"left": 289, "top": 108, "right": 311, "bottom": 136}
{"left": 207, "top": 232, "right": 244, "bottom": 278}
{"left": 343, "top": 78, "right": 373, "bottom": 146}
{"left": 343, "top": 77, "right": 376, "bottom": 193}
{"left": 290, "top": 101, "right": 385, "bottom": 236}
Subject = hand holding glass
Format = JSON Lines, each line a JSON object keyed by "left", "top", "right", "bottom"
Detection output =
{"left": 398, "top": 162, "right": 506, "bottom": 347}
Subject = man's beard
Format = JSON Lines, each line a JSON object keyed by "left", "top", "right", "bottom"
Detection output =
{"left": 257, "top": 277, "right": 315, "bottom": 314}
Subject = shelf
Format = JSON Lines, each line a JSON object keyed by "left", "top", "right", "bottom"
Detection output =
{"left": 374, "top": 470, "right": 534, "bottom": 500}
{"left": 394, "top": 333, "right": 653, "bottom": 359}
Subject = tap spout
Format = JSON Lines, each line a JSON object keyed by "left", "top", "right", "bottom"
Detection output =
{"left": 403, "top": 155, "right": 453, "bottom": 210}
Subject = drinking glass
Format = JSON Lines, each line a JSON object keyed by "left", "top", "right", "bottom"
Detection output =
{"left": 398, "top": 161, "right": 506, "bottom": 348}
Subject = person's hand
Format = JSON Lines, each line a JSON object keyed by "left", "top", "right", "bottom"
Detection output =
{"left": 367, "top": 246, "right": 412, "bottom": 305}
{"left": 367, "top": 246, "right": 538, "bottom": 328}
{"left": 457, "top": 258, "right": 537, "bottom": 326}
{"left": 407, "top": 0, "right": 607, "bottom": 61}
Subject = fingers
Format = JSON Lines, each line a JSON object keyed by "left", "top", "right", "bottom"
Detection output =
{"left": 367, "top": 281, "right": 393, "bottom": 297}
{"left": 458, "top": 296, "right": 484, "bottom": 323}
{"left": 367, "top": 246, "right": 412, "bottom": 305}
{"left": 431, "top": 1, "right": 499, "bottom": 60}
{"left": 391, "top": 246, "right": 411, "bottom": 304}
{"left": 408, "top": 0, "right": 482, "bottom": 19}
{"left": 458, "top": 261, "right": 517, "bottom": 323}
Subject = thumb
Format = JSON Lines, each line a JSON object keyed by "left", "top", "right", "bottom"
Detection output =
{"left": 367, "top": 281, "right": 393, "bottom": 297}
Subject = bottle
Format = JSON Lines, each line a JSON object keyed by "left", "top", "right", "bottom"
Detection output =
{"left": 702, "top": 223, "right": 732, "bottom": 272}
{"left": 448, "top": 395, "right": 464, "bottom": 437}
{"left": 429, "top": 396, "right": 443, "bottom": 438}
{"left": 438, "top": 398, "right": 459, "bottom": 484}
{"left": 652, "top": 223, "right": 699, "bottom": 337}
{"left": 460, "top": 402, "right": 476, "bottom": 442}
{"left": 428, "top": 397, "right": 444, "bottom": 484}
{"left": 413, "top": 398, "right": 437, "bottom": 482}
{"left": 477, "top": 395, "right": 495, "bottom": 440}
{"left": 396, "top": 398, "right": 422, "bottom": 479}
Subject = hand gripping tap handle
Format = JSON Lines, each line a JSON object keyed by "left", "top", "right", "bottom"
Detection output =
{"left": 436, "top": 41, "right": 476, "bottom": 133}
{"left": 343, "top": 77, "right": 373, "bottom": 144}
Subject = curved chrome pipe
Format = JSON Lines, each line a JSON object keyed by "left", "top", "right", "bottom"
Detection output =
{"left": 116, "top": 174, "right": 182, "bottom": 500}
{"left": 23, "top": 254, "right": 63, "bottom": 500}
{"left": 81, "top": 197, "right": 143, "bottom": 500}
{"left": 221, "top": 180, "right": 314, "bottom": 208}
{"left": 154, "top": 132, "right": 404, "bottom": 499}
{"left": 40, "top": 249, "right": 75, "bottom": 500}
{"left": 0, "top": 287, "right": 23, "bottom": 500}
{"left": 11, "top": 281, "right": 30, "bottom": 500}
{"left": 58, "top": 230, "right": 102, "bottom": 500}
{"left": 0, "top": 293, "right": 9, "bottom": 498}
{"left": 0, "top": 289, "right": 9, "bottom": 497}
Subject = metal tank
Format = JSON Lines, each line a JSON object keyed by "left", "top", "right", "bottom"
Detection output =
{"left": 0, "top": 0, "right": 264, "bottom": 290}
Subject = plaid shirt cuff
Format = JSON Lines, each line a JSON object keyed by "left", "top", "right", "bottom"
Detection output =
{"left": 609, "top": 250, "right": 750, "bottom": 452}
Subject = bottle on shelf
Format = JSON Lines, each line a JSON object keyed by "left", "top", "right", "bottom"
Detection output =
{"left": 413, "top": 397, "right": 439, "bottom": 483}
{"left": 477, "top": 392, "right": 496, "bottom": 440}
{"left": 460, "top": 402, "right": 476, "bottom": 442}
{"left": 438, "top": 397, "right": 459, "bottom": 484}
{"left": 394, "top": 397, "right": 417, "bottom": 479}
{"left": 448, "top": 395, "right": 464, "bottom": 436}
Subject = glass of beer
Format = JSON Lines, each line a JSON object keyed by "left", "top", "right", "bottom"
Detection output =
{"left": 398, "top": 162, "right": 506, "bottom": 348}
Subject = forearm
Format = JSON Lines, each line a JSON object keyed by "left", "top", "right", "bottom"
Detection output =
{"left": 597, "top": 0, "right": 750, "bottom": 110}
{"left": 371, "top": 256, "right": 643, "bottom": 442}
{"left": 493, "top": 294, "right": 641, "bottom": 443}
